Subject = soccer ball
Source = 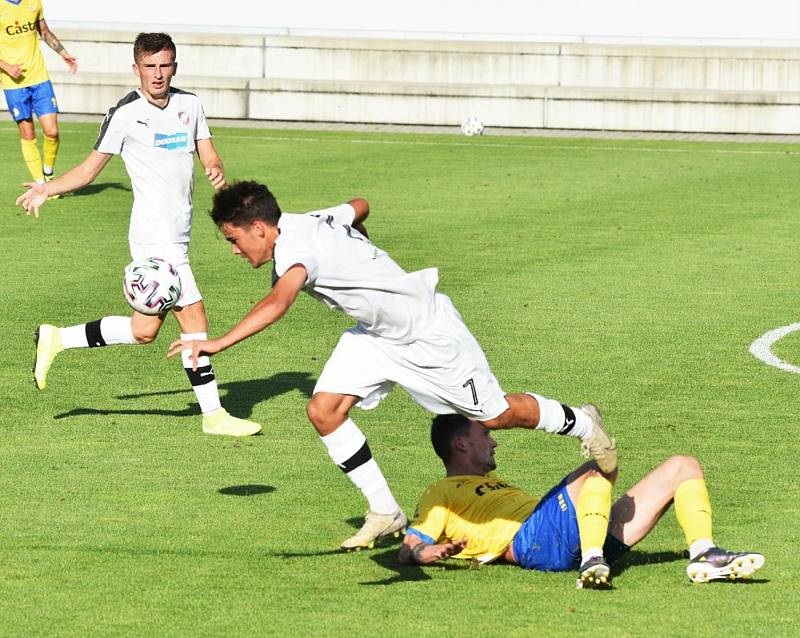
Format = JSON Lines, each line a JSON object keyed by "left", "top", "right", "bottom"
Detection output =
{"left": 123, "top": 257, "right": 182, "bottom": 315}
{"left": 461, "top": 116, "right": 485, "bottom": 137}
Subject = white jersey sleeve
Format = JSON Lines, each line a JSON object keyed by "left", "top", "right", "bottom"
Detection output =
{"left": 311, "top": 203, "right": 356, "bottom": 226}
{"left": 195, "top": 103, "right": 211, "bottom": 141}
{"left": 94, "top": 91, "right": 139, "bottom": 155}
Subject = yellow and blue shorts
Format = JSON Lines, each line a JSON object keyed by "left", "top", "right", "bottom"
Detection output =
{"left": 4, "top": 80, "right": 58, "bottom": 122}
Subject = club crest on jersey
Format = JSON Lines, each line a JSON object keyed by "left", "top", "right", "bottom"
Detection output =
{"left": 153, "top": 132, "right": 188, "bottom": 150}
{"left": 177, "top": 110, "right": 190, "bottom": 125}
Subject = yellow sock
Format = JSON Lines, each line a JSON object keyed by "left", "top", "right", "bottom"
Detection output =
{"left": 20, "top": 137, "right": 44, "bottom": 182}
{"left": 576, "top": 475, "right": 613, "bottom": 555}
{"left": 42, "top": 134, "right": 60, "bottom": 174}
{"left": 674, "top": 478, "right": 713, "bottom": 546}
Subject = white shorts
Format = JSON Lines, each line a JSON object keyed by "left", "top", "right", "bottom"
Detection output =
{"left": 129, "top": 242, "right": 202, "bottom": 308}
{"left": 314, "top": 293, "right": 509, "bottom": 420}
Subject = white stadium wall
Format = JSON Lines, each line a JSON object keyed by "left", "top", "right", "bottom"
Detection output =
{"left": 2, "top": 1, "right": 799, "bottom": 134}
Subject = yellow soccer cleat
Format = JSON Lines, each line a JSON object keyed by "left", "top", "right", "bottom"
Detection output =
{"left": 33, "top": 324, "right": 64, "bottom": 390}
{"left": 340, "top": 510, "right": 408, "bottom": 551}
{"left": 579, "top": 404, "right": 618, "bottom": 474}
{"left": 202, "top": 408, "right": 262, "bottom": 437}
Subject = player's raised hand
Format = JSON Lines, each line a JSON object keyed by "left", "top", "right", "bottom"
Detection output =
{"left": 16, "top": 183, "right": 48, "bottom": 219}
{"left": 205, "top": 165, "right": 226, "bottom": 190}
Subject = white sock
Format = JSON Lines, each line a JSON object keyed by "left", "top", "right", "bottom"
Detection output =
{"left": 689, "top": 539, "right": 715, "bottom": 560}
{"left": 529, "top": 393, "right": 593, "bottom": 439}
{"left": 60, "top": 317, "right": 136, "bottom": 349}
{"left": 581, "top": 547, "right": 605, "bottom": 564}
{"left": 181, "top": 332, "right": 222, "bottom": 414}
{"left": 320, "top": 418, "right": 400, "bottom": 515}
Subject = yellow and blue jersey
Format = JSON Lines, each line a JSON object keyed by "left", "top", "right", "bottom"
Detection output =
{"left": 407, "top": 473, "right": 538, "bottom": 563}
{"left": 0, "top": 0, "right": 48, "bottom": 90}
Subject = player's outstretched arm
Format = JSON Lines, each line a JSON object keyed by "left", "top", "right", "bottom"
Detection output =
{"left": 15, "top": 150, "right": 112, "bottom": 218}
{"left": 167, "top": 264, "right": 307, "bottom": 369}
{"left": 37, "top": 19, "right": 78, "bottom": 74}
{"left": 197, "top": 139, "right": 226, "bottom": 190}
{"left": 348, "top": 198, "right": 369, "bottom": 238}
{"left": 398, "top": 534, "right": 468, "bottom": 565}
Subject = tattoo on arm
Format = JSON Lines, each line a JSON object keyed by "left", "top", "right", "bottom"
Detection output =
{"left": 40, "top": 27, "right": 66, "bottom": 54}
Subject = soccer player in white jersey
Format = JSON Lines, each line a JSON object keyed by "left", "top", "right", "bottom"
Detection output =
{"left": 16, "top": 33, "right": 260, "bottom": 437}
{"left": 168, "top": 181, "right": 617, "bottom": 549}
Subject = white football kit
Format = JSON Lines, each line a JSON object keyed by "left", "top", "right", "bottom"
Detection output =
{"left": 94, "top": 87, "right": 210, "bottom": 306}
{"left": 273, "top": 205, "right": 509, "bottom": 420}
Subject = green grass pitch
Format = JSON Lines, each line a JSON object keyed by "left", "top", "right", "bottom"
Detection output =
{"left": 1, "top": 120, "right": 799, "bottom": 636}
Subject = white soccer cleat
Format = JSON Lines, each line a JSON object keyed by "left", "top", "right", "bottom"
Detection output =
{"left": 340, "top": 509, "right": 408, "bottom": 551}
{"left": 687, "top": 547, "right": 765, "bottom": 583}
{"left": 579, "top": 404, "right": 617, "bottom": 474}
{"left": 202, "top": 408, "right": 262, "bottom": 437}
{"left": 33, "top": 324, "right": 64, "bottom": 390}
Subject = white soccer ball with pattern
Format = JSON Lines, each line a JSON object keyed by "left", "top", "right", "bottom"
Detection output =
{"left": 461, "top": 116, "right": 485, "bottom": 137}
{"left": 123, "top": 257, "right": 182, "bottom": 315}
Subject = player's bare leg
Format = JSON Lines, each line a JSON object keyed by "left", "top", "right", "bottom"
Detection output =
{"left": 173, "top": 301, "right": 261, "bottom": 436}
{"left": 482, "top": 394, "right": 617, "bottom": 473}
{"left": 608, "top": 455, "right": 764, "bottom": 582}
{"left": 307, "top": 392, "right": 407, "bottom": 549}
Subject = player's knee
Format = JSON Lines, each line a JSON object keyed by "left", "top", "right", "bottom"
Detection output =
{"left": 132, "top": 328, "right": 159, "bottom": 344}
{"left": 42, "top": 127, "right": 58, "bottom": 140}
{"left": 668, "top": 455, "right": 703, "bottom": 481}
{"left": 306, "top": 395, "right": 348, "bottom": 433}
{"left": 306, "top": 396, "right": 329, "bottom": 428}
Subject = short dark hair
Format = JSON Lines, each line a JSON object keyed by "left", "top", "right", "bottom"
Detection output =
{"left": 133, "top": 33, "right": 176, "bottom": 63}
{"left": 430, "top": 413, "right": 472, "bottom": 463}
{"left": 210, "top": 181, "right": 282, "bottom": 228}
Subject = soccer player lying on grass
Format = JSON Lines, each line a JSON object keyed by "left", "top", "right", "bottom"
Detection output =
{"left": 399, "top": 413, "right": 764, "bottom": 587}
{"left": 167, "top": 180, "right": 616, "bottom": 551}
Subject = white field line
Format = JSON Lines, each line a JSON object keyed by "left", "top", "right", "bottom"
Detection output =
{"left": 750, "top": 323, "right": 800, "bottom": 374}
{"left": 2, "top": 126, "right": 799, "bottom": 156}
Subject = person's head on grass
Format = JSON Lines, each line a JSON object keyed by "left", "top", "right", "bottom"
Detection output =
{"left": 431, "top": 413, "right": 498, "bottom": 476}
{"left": 210, "top": 181, "right": 283, "bottom": 268}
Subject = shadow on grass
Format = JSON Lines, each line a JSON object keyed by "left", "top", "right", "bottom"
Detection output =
{"left": 611, "top": 549, "right": 687, "bottom": 576}
{"left": 218, "top": 484, "right": 275, "bottom": 496}
{"left": 52, "top": 371, "right": 316, "bottom": 420}
{"left": 361, "top": 548, "right": 476, "bottom": 586}
{"left": 273, "top": 544, "right": 468, "bottom": 585}
{"left": 70, "top": 182, "right": 131, "bottom": 197}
